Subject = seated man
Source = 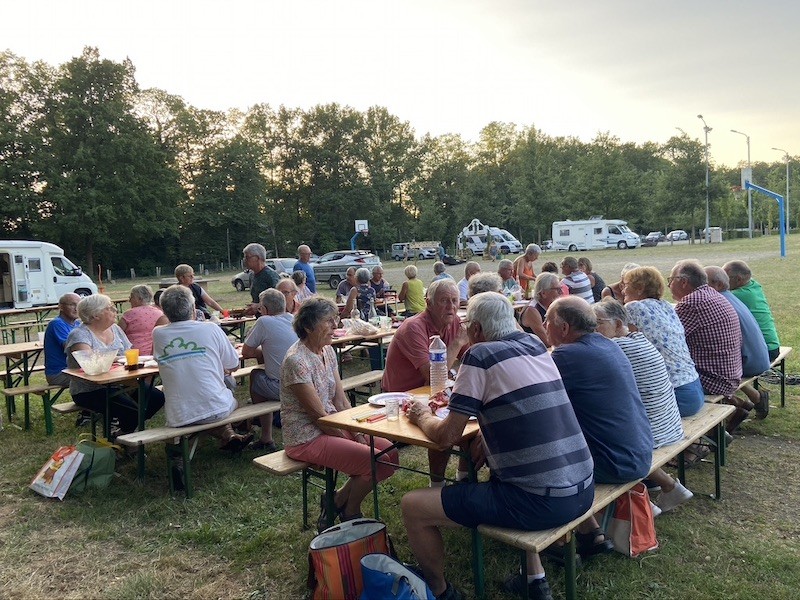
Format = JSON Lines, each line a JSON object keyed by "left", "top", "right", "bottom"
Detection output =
{"left": 706, "top": 266, "right": 770, "bottom": 417}
{"left": 153, "top": 286, "right": 252, "bottom": 479}
{"left": 402, "top": 292, "right": 594, "bottom": 600}
{"left": 432, "top": 261, "right": 453, "bottom": 281}
{"left": 456, "top": 261, "right": 481, "bottom": 307}
{"left": 369, "top": 265, "right": 394, "bottom": 316}
{"left": 546, "top": 297, "right": 652, "bottom": 555}
{"left": 467, "top": 272, "right": 502, "bottom": 296}
{"left": 276, "top": 278, "right": 300, "bottom": 315}
{"left": 335, "top": 267, "right": 357, "bottom": 303}
{"left": 242, "top": 288, "right": 299, "bottom": 452}
{"left": 669, "top": 260, "right": 743, "bottom": 431}
{"left": 44, "top": 293, "right": 81, "bottom": 388}
{"left": 560, "top": 256, "right": 594, "bottom": 303}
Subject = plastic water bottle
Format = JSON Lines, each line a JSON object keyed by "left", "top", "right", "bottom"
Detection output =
{"left": 429, "top": 335, "right": 448, "bottom": 394}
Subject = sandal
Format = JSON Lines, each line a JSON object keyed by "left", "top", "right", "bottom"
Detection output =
{"left": 575, "top": 527, "right": 614, "bottom": 560}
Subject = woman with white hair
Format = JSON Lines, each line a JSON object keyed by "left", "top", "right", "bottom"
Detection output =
{"left": 398, "top": 264, "right": 425, "bottom": 316}
{"left": 119, "top": 284, "right": 169, "bottom": 355}
{"left": 65, "top": 294, "right": 165, "bottom": 435}
{"left": 291, "top": 270, "right": 314, "bottom": 303}
{"left": 343, "top": 267, "right": 377, "bottom": 320}
{"left": 520, "top": 272, "right": 563, "bottom": 346}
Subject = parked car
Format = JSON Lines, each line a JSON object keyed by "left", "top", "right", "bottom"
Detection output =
{"left": 666, "top": 230, "right": 688, "bottom": 241}
{"left": 230, "top": 260, "right": 290, "bottom": 292}
{"left": 646, "top": 231, "right": 666, "bottom": 242}
{"left": 312, "top": 250, "right": 382, "bottom": 289}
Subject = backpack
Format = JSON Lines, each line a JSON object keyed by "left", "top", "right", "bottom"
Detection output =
{"left": 360, "top": 553, "right": 435, "bottom": 600}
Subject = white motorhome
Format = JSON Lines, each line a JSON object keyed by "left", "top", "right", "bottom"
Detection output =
{"left": 0, "top": 241, "right": 98, "bottom": 308}
{"left": 456, "top": 219, "right": 523, "bottom": 256}
{"left": 551, "top": 219, "right": 641, "bottom": 251}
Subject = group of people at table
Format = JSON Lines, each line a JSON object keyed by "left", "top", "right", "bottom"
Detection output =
{"left": 39, "top": 237, "right": 780, "bottom": 600}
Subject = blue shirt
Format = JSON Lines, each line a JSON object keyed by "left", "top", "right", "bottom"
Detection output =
{"left": 721, "top": 290, "right": 770, "bottom": 377}
{"left": 293, "top": 260, "right": 316, "bottom": 293}
{"left": 551, "top": 333, "right": 653, "bottom": 484}
{"left": 44, "top": 315, "right": 80, "bottom": 376}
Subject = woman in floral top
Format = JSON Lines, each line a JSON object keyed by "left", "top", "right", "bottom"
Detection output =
{"left": 622, "top": 266, "right": 704, "bottom": 417}
{"left": 280, "top": 298, "right": 398, "bottom": 530}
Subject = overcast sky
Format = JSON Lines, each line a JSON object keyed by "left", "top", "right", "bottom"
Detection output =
{"left": 5, "top": 0, "right": 798, "bottom": 168}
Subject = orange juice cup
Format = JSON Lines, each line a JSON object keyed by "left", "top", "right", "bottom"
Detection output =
{"left": 125, "top": 349, "right": 140, "bottom": 366}
{"left": 222, "top": 309, "right": 230, "bottom": 318}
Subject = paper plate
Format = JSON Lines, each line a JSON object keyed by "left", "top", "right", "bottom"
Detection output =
{"left": 368, "top": 392, "right": 411, "bottom": 407}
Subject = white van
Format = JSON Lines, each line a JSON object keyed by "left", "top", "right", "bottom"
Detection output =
{"left": 551, "top": 219, "right": 641, "bottom": 251}
{"left": 0, "top": 240, "right": 98, "bottom": 308}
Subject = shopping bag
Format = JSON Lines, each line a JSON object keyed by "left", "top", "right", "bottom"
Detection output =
{"left": 70, "top": 435, "right": 119, "bottom": 493}
{"left": 308, "top": 518, "right": 392, "bottom": 600}
{"left": 605, "top": 482, "right": 659, "bottom": 557}
{"left": 29, "top": 446, "right": 84, "bottom": 500}
{"left": 360, "top": 553, "right": 435, "bottom": 600}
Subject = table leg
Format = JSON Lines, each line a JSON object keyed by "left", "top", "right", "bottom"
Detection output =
{"left": 136, "top": 377, "right": 150, "bottom": 480}
{"left": 713, "top": 422, "right": 722, "bottom": 500}
{"left": 369, "top": 436, "right": 380, "bottom": 520}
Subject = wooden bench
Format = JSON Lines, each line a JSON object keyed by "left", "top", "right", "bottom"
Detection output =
{"left": 253, "top": 450, "right": 336, "bottom": 530}
{"left": 341, "top": 369, "right": 384, "bottom": 406}
{"left": 115, "top": 401, "right": 281, "bottom": 498}
{"left": 768, "top": 346, "right": 793, "bottom": 407}
{"left": 477, "top": 403, "right": 736, "bottom": 600}
{"left": 2, "top": 383, "right": 67, "bottom": 435}
{"left": 231, "top": 364, "right": 263, "bottom": 383}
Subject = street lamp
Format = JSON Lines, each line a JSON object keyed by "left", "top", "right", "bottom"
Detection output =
{"left": 772, "top": 147, "right": 790, "bottom": 233}
{"left": 697, "top": 115, "right": 711, "bottom": 243}
{"left": 731, "top": 129, "right": 753, "bottom": 239}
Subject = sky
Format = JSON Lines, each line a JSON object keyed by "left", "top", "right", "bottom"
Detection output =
{"left": 4, "top": 0, "right": 799, "bottom": 168}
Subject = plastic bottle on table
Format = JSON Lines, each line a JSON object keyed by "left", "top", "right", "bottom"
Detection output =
{"left": 429, "top": 335, "right": 448, "bottom": 394}
{"left": 368, "top": 298, "right": 378, "bottom": 322}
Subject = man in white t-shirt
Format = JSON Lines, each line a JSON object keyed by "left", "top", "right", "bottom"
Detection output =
{"left": 456, "top": 261, "right": 481, "bottom": 307}
{"left": 242, "top": 288, "right": 299, "bottom": 452}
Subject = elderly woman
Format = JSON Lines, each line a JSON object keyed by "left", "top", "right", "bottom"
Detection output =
{"left": 497, "top": 259, "right": 518, "bottom": 294}
{"left": 432, "top": 261, "right": 453, "bottom": 282}
{"left": 119, "top": 284, "right": 169, "bottom": 355}
{"left": 622, "top": 266, "right": 705, "bottom": 417}
{"left": 153, "top": 286, "right": 252, "bottom": 459}
{"left": 174, "top": 264, "right": 223, "bottom": 318}
{"left": 291, "top": 270, "right": 314, "bottom": 303}
{"left": 520, "top": 272, "right": 563, "bottom": 345}
{"left": 591, "top": 299, "right": 693, "bottom": 512}
{"left": 514, "top": 243, "right": 541, "bottom": 293}
{"left": 399, "top": 264, "right": 425, "bottom": 317}
{"left": 601, "top": 262, "right": 639, "bottom": 303}
{"left": 281, "top": 298, "right": 398, "bottom": 529}
{"left": 276, "top": 278, "right": 301, "bottom": 315}
{"left": 65, "top": 294, "right": 165, "bottom": 435}
{"left": 344, "top": 267, "right": 377, "bottom": 320}
{"left": 468, "top": 272, "right": 503, "bottom": 297}
{"left": 578, "top": 257, "right": 606, "bottom": 303}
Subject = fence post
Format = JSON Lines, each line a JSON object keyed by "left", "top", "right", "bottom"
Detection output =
{"left": 130, "top": 268, "right": 136, "bottom": 279}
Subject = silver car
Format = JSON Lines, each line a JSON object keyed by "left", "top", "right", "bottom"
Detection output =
{"left": 312, "top": 250, "right": 382, "bottom": 289}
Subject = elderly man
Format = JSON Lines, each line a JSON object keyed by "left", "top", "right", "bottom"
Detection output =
{"left": 336, "top": 267, "right": 357, "bottom": 303}
{"left": 468, "top": 272, "right": 503, "bottom": 297}
{"left": 670, "top": 260, "right": 744, "bottom": 431}
{"left": 243, "top": 243, "right": 280, "bottom": 316}
{"left": 497, "top": 259, "right": 517, "bottom": 293}
{"left": 560, "top": 257, "right": 594, "bottom": 303}
{"left": 242, "top": 288, "right": 299, "bottom": 452}
{"left": 725, "top": 259, "right": 781, "bottom": 359}
{"left": 456, "top": 261, "right": 481, "bottom": 306}
{"left": 514, "top": 243, "right": 541, "bottom": 293}
{"left": 44, "top": 293, "right": 81, "bottom": 388}
{"left": 432, "top": 261, "right": 453, "bottom": 281}
{"left": 706, "top": 266, "right": 770, "bottom": 417}
{"left": 293, "top": 244, "right": 316, "bottom": 293}
{"left": 369, "top": 265, "right": 394, "bottom": 316}
{"left": 402, "top": 292, "right": 594, "bottom": 600}
{"left": 546, "top": 296, "right": 652, "bottom": 557}
{"left": 276, "top": 278, "right": 300, "bottom": 315}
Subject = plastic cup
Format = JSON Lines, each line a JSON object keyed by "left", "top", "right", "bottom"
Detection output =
{"left": 37, "top": 332, "right": 45, "bottom": 346}
{"left": 222, "top": 309, "right": 230, "bottom": 319}
{"left": 125, "top": 349, "right": 140, "bottom": 366}
{"left": 385, "top": 397, "right": 400, "bottom": 421}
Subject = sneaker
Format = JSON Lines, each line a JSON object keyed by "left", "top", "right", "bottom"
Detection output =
{"left": 503, "top": 573, "right": 553, "bottom": 600}
{"left": 75, "top": 411, "right": 92, "bottom": 427}
{"left": 655, "top": 480, "right": 693, "bottom": 513}
{"left": 755, "top": 390, "right": 770, "bottom": 419}
{"left": 251, "top": 440, "right": 278, "bottom": 453}
{"left": 650, "top": 501, "right": 662, "bottom": 518}
{"left": 436, "top": 582, "right": 465, "bottom": 600}
{"left": 220, "top": 432, "right": 254, "bottom": 453}
{"left": 643, "top": 478, "right": 661, "bottom": 493}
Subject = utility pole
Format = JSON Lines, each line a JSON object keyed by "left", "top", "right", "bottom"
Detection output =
{"left": 731, "top": 129, "right": 753, "bottom": 239}
{"left": 697, "top": 115, "right": 712, "bottom": 244}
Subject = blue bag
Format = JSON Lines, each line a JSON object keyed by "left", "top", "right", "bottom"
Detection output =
{"left": 359, "top": 554, "right": 435, "bottom": 600}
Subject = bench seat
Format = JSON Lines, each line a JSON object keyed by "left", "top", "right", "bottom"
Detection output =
{"left": 2, "top": 383, "right": 66, "bottom": 435}
{"left": 341, "top": 369, "right": 383, "bottom": 406}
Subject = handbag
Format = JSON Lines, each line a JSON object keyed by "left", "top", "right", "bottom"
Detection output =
{"left": 360, "top": 554, "right": 435, "bottom": 600}
{"left": 29, "top": 446, "right": 84, "bottom": 500}
{"left": 604, "top": 482, "right": 659, "bottom": 557}
{"left": 69, "top": 435, "right": 119, "bottom": 493}
{"left": 308, "top": 518, "right": 393, "bottom": 600}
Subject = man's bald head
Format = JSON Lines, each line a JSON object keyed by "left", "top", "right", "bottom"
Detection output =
{"left": 704, "top": 266, "right": 730, "bottom": 292}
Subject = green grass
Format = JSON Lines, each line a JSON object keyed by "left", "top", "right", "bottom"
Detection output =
{"left": 2, "top": 237, "right": 800, "bottom": 598}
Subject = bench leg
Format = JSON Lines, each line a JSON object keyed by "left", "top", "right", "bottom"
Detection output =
{"left": 42, "top": 391, "right": 53, "bottom": 436}
{"left": 780, "top": 360, "right": 786, "bottom": 408}
{"left": 471, "top": 528, "right": 485, "bottom": 599}
{"left": 181, "top": 436, "right": 193, "bottom": 499}
{"left": 23, "top": 394, "right": 31, "bottom": 430}
{"left": 713, "top": 422, "right": 723, "bottom": 500}
{"left": 564, "top": 534, "right": 578, "bottom": 600}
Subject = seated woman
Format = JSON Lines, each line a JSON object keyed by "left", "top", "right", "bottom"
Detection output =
{"left": 277, "top": 278, "right": 301, "bottom": 315}
{"left": 398, "top": 264, "right": 425, "bottom": 317}
{"left": 578, "top": 257, "right": 606, "bottom": 303}
{"left": 343, "top": 267, "right": 377, "bottom": 320}
{"left": 601, "top": 262, "right": 639, "bottom": 303}
{"left": 153, "top": 286, "right": 252, "bottom": 457}
{"left": 622, "top": 266, "right": 705, "bottom": 417}
{"left": 281, "top": 298, "right": 398, "bottom": 530}
{"left": 119, "top": 284, "right": 168, "bottom": 355}
{"left": 520, "top": 272, "right": 562, "bottom": 346}
{"left": 592, "top": 299, "right": 693, "bottom": 513}
{"left": 65, "top": 294, "right": 165, "bottom": 435}
{"left": 175, "top": 264, "right": 223, "bottom": 319}
{"left": 291, "top": 270, "right": 314, "bottom": 303}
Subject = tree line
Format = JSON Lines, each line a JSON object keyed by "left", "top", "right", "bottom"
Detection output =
{"left": 2, "top": 47, "right": 796, "bottom": 276}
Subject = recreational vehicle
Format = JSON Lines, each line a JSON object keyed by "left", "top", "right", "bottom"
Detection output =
{"left": 551, "top": 219, "right": 640, "bottom": 251}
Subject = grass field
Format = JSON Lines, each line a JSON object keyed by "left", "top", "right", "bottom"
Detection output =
{"left": 2, "top": 237, "right": 799, "bottom": 599}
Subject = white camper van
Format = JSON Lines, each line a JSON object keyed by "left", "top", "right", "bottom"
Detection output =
{"left": 551, "top": 219, "right": 641, "bottom": 251}
{"left": 0, "top": 241, "right": 97, "bottom": 308}
{"left": 456, "top": 219, "right": 523, "bottom": 256}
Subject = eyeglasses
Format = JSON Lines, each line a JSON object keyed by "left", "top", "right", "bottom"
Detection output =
{"left": 104, "top": 306, "right": 118, "bottom": 313}
{"left": 547, "top": 287, "right": 563, "bottom": 294}
{"left": 667, "top": 275, "right": 684, "bottom": 284}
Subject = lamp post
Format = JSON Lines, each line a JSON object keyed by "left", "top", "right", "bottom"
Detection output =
{"left": 772, "top": 147, "right": 790, "bottom": 233}
{"left": 697, "top": 115, "right": 712, "bottom": 243}
{"left": 731, "top": 129, "right": 753, "bottom": 239}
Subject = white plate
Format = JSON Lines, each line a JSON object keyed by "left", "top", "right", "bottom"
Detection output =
{"left": 368, "top": 392, "right": 411, "bottom": 407}
{"left": 434, "top": 407, "right": 477, "bottom": 421}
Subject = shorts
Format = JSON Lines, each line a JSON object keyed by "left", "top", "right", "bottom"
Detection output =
{"left": 441, "top": 476, "right": 594, "bottom": 531}
{"left": 674, "top": 377, "right": 705, "bottom": 417}
{"left": 768, "top": 347, "right": 780, "bottom": 362}
{"left": 251, "top": 369, "right": 280, "bottom": 400}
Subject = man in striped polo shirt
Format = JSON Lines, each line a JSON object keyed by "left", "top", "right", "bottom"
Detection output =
{"left": 560, "top": 256, "right": 595, "bottom": 303}
{"left": 402, "top": 292, "right": 594, "bottom": 600}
